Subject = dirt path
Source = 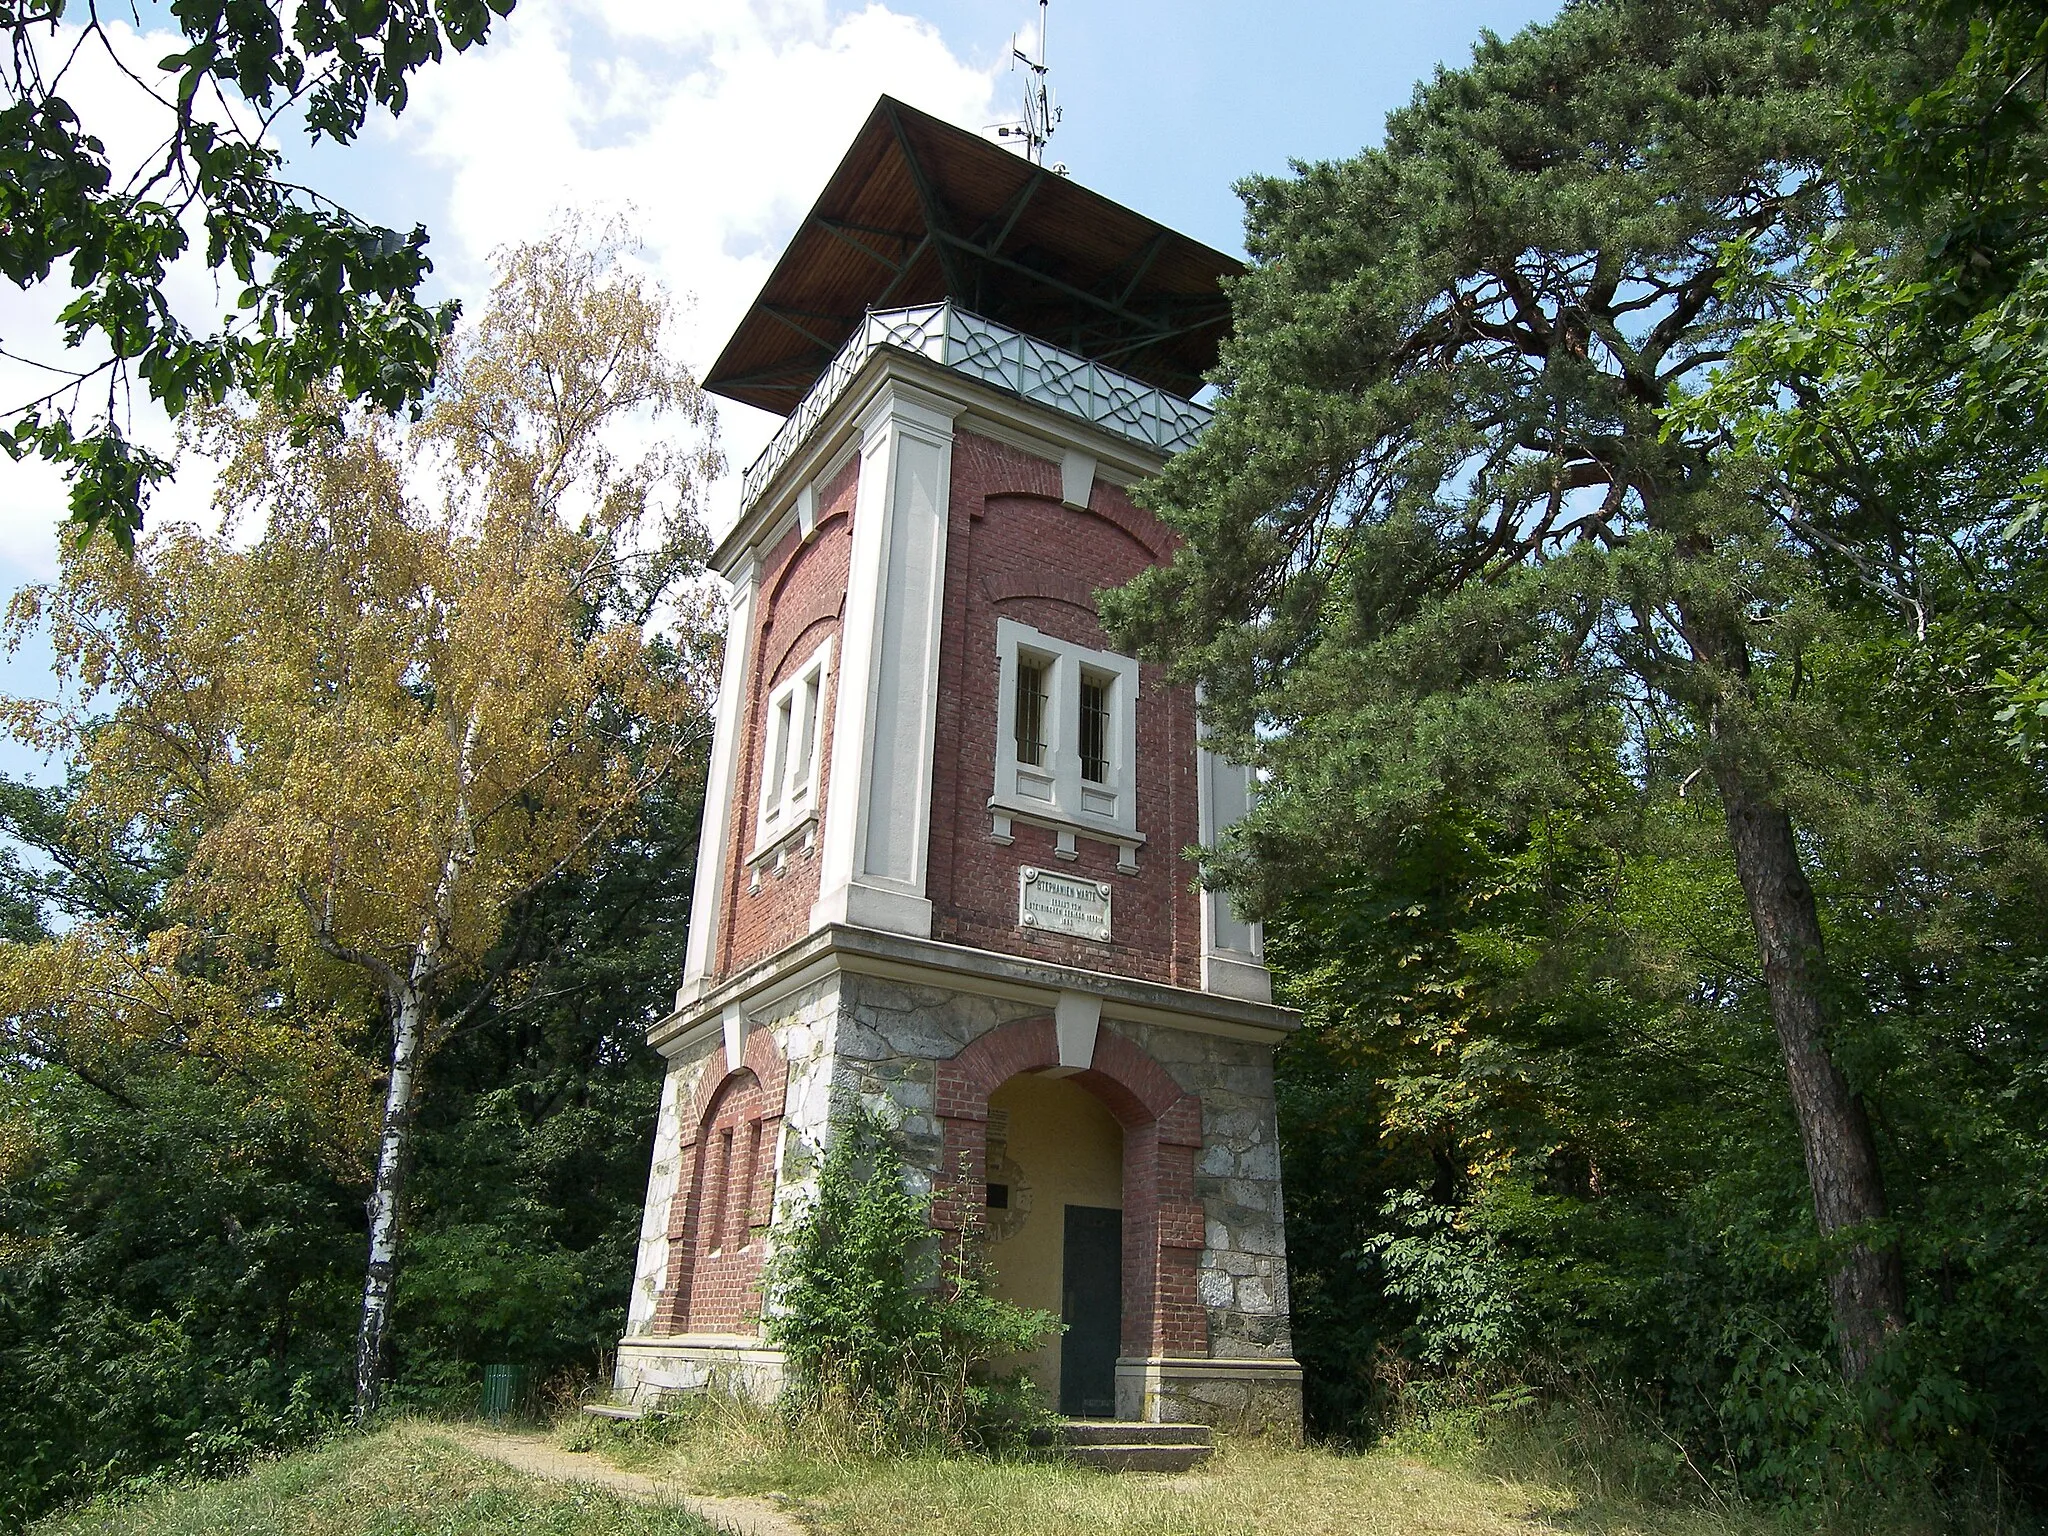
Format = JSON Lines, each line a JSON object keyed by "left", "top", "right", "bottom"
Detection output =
{"left": 441, "top": 1425, "right": 808, "bottom": 1536}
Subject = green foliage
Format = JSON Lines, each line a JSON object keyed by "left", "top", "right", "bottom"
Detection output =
{"left": 12, "top": 1, "right": 2048, "bottom": 1526}
{"left": 387, "top": 775, "right": 700, "bottom": 1398}
{"left": 0, "top": 764, "right": 700, "bottom": 1520}
{"left": 1833, "top": 0, "right": 2048, "bottom": 304}
{"left": 764, "top": 1107, "right": 1058, "bottom": 1452}
{"left": 0, "top": 774, "right": 167, "bottom": 940}
{"left": 1366, "top": 1191, "right": 1526, "bottom": 1371}
{"left": 1097, "top": 0, "right": 2048, "bottom": 1509}
{"left": 1685, "top": 0, "right": 2048, "bottom": 752}
{"left": 0, "top": 1066, "right": 358, "bottom": 1527}
{"left": 1102, "top": 0, "right": 1857, "bottom": 888}
{"left": 4, "top": 224, "right": 721, "bottom": 1419}
{"left": 1, "top": 0, "right": 517, "bottom": 543}
{"left": 1266, "top": 683, "right": 2048, "bottom": 1510}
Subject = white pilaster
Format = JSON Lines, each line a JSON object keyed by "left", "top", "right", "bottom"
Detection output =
{"left": 811, "top": 381, "right": 958, "bottom": 938}
{"left": 677, "top": 556, "right": 759, "bottom": 1008}
{"left": 1195, "top": 715, "right": 1271, "bottom": 1004}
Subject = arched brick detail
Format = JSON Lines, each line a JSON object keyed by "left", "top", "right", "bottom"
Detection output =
{"left": 760, "top": 507, "right": 851, "bottom": 611}
{"left": 761, "top": 611, "right": 839, "bottom": 689}
{"left": 978, "top": 488, "right": 1171, "bottom": 563}
{"left": 933, "top": 1016, "right": 1207, "bottom": 1358}
{"left": 657, "top": 1028, "right": 790, "bottom": 1335}
{"left": 977, "top": 569, "right": 1101, "bottom": 616}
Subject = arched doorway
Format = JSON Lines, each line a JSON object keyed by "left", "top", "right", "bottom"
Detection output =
{"left": 982, "top": 1072, "right": 1125, "bottom": 1415}
{"left": 934, "top": 1015, "right": 1209, "bottom": 1420}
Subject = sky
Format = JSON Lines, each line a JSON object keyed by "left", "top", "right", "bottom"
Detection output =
{"left": 0, "top": 0, "right": 1560, "bottom": 782}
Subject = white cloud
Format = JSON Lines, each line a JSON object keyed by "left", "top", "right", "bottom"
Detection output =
{"left": 0, "top": 1, "right": 1002, "bottom": 581}
{"left": 391, "top": 0, "right": 1003, "bottom": 533}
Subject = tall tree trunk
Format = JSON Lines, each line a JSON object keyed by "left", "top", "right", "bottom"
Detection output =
{"left": 1710, "top": 772, "right": 1905, "bottom": 1378}
{"left": 355, "top": 980, "right": 427, "bottom": 1418}
{"left": 1679, "top": 586, "right": 1909, "bottom": 1377}
{"left": 351, "top": 704, "right": 476, "bottom": 1416}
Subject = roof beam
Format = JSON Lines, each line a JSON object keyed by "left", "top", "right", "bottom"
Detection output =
{"left": 931, "top": 228, "right": 1222, "bottom": 341}
{"left": 980, "top": 168, "right": 1046, "bottom": 256}
{"left": 1115, "top": 231, "right": 1170, "bottom": 306}
{"left": 870, "top": 232, "right": 935, "bottom": 309}
{"left": 1090, "top": 315, "right": 1229, "bottom": 375}
{"left": 761, "top": 306, "right": 846, "bottom": 351}
{"left": 817, "top": 218, "right": 921, "bottom": 273}
{"left": 885, "top": 100, "right": 970, "bottom": 295}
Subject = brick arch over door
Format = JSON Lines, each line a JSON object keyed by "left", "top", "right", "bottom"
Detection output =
{"left": 658, "top": 1027, "right": 789, "bottom": 1335}
{"left": 934, "top": 1017, "right": 1207, "bottom": 1358}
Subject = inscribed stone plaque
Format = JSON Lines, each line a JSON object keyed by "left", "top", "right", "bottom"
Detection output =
{"left": 1018, "top": 866, "right": 1112, "bottom": 942}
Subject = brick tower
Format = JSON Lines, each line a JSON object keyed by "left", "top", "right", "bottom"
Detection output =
{"left": 615, "top": 97, "right": 1302, "bottom": 1431}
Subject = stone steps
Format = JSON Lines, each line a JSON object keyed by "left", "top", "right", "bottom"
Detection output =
{"left": 1033, "top": 1418, "right": 1214, "bottom": 1473}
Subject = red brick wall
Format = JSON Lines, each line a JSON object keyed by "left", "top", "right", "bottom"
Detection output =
{"left": 708, "top": 426, "right": 1206, "bottom": 992}
{"left": 658, "top": 1028, "right": 790, "bottom": 1336}
{"left": 926, "top": 429, "right": 1203, "bottom": 987}
{"left": 716, "top": 457, "right": 857, "bottom": 978}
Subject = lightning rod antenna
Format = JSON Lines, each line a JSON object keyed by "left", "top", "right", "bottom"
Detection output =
{"left": 990, "top": 0, "right": 1064, "bottom": 173}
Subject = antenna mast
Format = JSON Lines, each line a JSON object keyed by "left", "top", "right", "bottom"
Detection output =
{"left": 992, "top": 0, "right": 1064, "bottom": 172}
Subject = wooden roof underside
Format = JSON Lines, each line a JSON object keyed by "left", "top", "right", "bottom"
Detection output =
{"left": 705, "top": 96, "right": 1243, "bottom": 415}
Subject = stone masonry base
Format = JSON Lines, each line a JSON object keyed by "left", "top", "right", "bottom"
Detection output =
{"left": 1116, "top": 1356, "right": 1304, "bottom": 1438}
{"left": 613, "top": 1335, "right": 786, "bottom": 1408}
{"left": 614, "top": 1335, "right": 1302, "bottom": 1441}
{"left": 617, "top": 1336, "right": 1303, "bottom": 1439}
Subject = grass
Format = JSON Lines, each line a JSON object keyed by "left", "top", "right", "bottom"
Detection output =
{"left": 558, "top": 1394, "right": 1832, "bottom": 1536}
{"left": 32, "top": 1401, "right": 2007, "bottom": 1536}
{"left": 32, "top": 1420, "right": 717, "bottom": 1536}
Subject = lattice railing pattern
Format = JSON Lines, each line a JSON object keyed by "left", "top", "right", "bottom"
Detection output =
{"left": 739, "top": 303, "right": 1211, "bottom": 511}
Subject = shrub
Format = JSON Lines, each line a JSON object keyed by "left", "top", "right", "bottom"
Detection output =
{"left": 763, "top": 1105, "right": 1058, "bottom": 1452}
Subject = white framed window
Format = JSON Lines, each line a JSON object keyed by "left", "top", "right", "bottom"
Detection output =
{"left": 756, "top": 637, "right": 831, "bottom": 850}
{"left": 991, "top": 618, "right": 1139, "bottom": 847}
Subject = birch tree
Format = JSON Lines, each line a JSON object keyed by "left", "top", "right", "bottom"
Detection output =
{"left": 3, "top": 226, "right": 722, "bottom": 1414}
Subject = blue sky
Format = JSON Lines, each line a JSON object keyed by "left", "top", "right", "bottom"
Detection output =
{"left": 0, "top": 0, "right": 1560, "bottom": 783}
{"left": 281, "top": 0, "right": 1561, "bottom": 282}
{"left": 912, "top": 0, "right": 1558, "bottom": 253}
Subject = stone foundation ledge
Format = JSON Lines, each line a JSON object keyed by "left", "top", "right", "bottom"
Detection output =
{"left": 1116, "top": 1355, "right": 1304, "bottom": 1438}
{"left": 613, "top": 1334, "right": 787, "bottom": 1408}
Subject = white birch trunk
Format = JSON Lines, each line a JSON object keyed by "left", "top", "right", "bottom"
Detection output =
{"left": 355, "top": 978, "right": 427, "bottom": 1416}
{"left": 353, "top": 704, "right": 481, "bottom": 1417}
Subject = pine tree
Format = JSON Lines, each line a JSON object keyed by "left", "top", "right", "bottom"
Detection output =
{"left": 1103, "top": 0, "right": 1912, "bottom": 1377}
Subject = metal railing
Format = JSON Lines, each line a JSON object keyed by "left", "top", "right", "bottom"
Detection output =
{"left": 738, "top": 302, "right": 1211, "bottom": 511}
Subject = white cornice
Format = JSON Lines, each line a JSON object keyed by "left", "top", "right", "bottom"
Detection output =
{"left": 650, "top": 924, "right": 1299, "bottom": 1059}
{"left": 713, "top": 347, "right": 1172, "bottom": 578}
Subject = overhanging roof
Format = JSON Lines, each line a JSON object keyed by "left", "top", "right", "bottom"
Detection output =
{"left": 705, "top": 96, "right": 1243, "bottom": 415}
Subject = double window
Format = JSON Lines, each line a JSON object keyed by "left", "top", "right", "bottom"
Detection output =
{"left": 992, "top": 618, "right": 1138, "bottom": 840}
{"left": 756, "top": 637, "right": 831, "bottom": 849}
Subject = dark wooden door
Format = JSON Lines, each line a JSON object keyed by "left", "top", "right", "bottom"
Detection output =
{"left": 1059, "top": 1205, "right": 1122, "bottom": 1417}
